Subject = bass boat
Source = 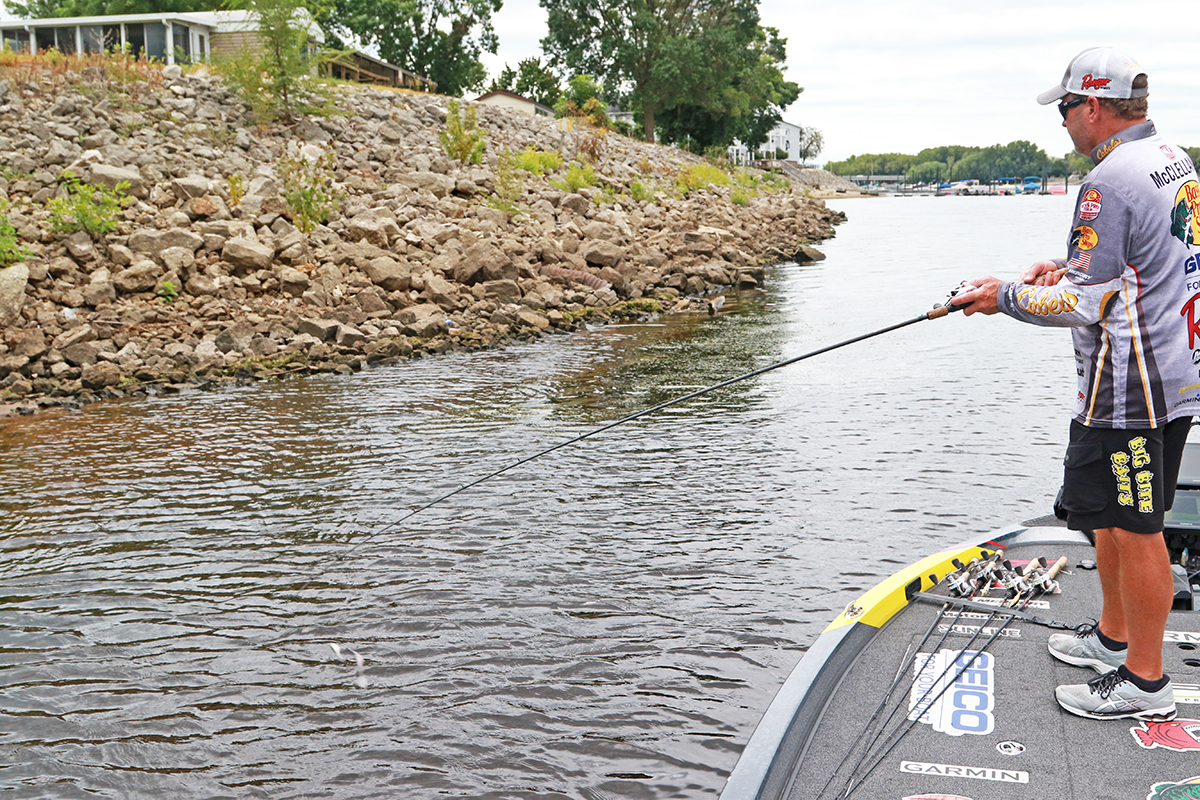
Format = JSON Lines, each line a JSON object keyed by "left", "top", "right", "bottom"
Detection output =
{"left": 720, "top": 443, "right": 1200, "bottom": 800}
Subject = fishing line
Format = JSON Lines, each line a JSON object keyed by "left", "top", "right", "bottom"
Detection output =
{"left": 293, "top": 299, "right": 964, "bottom": 591}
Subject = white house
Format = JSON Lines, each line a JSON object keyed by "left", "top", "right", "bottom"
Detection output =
{"left": 0, "top": 9, "right": 323, "bottom": 66}
{"left": 727, "top": 120, "right": 805, "bottom": 165}
{"left": 474, "top": 89, "right": 553, "bottom": 118}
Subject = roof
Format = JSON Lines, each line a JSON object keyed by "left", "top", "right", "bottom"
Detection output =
{"left": 0, "top": 9, "right": 324, "bottom": 42}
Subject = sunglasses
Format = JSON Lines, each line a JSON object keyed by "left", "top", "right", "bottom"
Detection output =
{"left": 1058, "top": 96, "right": 1087, "bottom": 120}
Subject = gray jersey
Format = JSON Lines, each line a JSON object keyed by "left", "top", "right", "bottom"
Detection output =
{"left": 996, "top": 121, "right": 1200, "bottom": 429}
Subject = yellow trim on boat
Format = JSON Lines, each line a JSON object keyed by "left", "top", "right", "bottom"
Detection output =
{"left": 824, "top": 543, "right": 998, "bottom": 632}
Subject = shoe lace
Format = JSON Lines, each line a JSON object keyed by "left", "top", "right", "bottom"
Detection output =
{"left": 1072, "top": 619, "right": 1099, "bottom": 639}
{"left": 1087, "top": 669, "right": 1125, "bottom": 698}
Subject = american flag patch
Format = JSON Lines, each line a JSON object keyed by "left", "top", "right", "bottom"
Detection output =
{"left": 1069, "top": 251, "right": 1091, "bottom": 271}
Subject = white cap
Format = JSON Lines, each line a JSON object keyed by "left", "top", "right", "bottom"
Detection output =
{"left": 1036, "top": 47, "right": 1147, "bottom": 105}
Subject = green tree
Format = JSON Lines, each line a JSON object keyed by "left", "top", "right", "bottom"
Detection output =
{"left": 216, "top": 0, "right": 328, "bottom": 123}
{"left": 540, "top": 0, "right": 798, "bottom": 145}
{"left": 554, "top": 73, "right": 610, "bottom": 127}
{"left": 489, "top": 57, "right": 561, "bottom": 107}
{"left": 319, "top": 0, "right": 500, "bottom": 96}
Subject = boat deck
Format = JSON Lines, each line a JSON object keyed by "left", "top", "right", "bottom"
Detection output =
{"left": 788, "top": 536, "right": 1200, "bottom": 800}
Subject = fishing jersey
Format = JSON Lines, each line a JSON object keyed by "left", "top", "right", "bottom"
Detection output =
{"left": 996, "top": 120, "right": 1200, "bottom": 429}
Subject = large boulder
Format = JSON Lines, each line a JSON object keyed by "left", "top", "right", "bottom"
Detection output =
{"left": 454, "top": 242, "right": 513, "bottom": 285}
{"left": 222, "top": 238, "right": 274, "bottom": 271}
{"left": 90, "top": 163, "right": 147, "bottom": 199}
{"left": 112, "top": 261, "right": 162, "bottom": 294}
{"left": 395, "top": 303, "right": 446, "bottom": 337}
{"left": 0, "top": 263, "right": 29, "bottom": 326}
{"left": 364, "top": 256, "right": 411, "bottom": 292}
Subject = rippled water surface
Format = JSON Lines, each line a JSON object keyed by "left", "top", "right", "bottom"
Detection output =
{"left": 2, "top": 193, "right": 1079, "bottom": 799}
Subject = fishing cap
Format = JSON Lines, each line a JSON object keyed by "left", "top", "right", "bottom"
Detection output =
{"left": 1036, "top": 47, "right": 1147, "bottom": 105}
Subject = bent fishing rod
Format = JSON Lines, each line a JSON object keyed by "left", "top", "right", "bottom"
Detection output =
{"left": 306, "top": 287, "right": 972, "bottom": 577}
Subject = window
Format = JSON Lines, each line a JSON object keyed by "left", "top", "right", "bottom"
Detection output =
{"left": 35, "top": 26, "right": 76, "bottom": 54}
{"left": 144, "top": 22, "right": 166, "bottom": 60}
{"left": 171, "top": 23, "right": 190, "bottom": 63}
{"left": 1, "top": 28, "right": 30, "bottom": 53}
{"left": 124, "top": 23, "right": 145, "bottom": 57}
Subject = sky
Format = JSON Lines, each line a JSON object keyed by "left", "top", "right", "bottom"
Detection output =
{"left": 480, "top": 0, "right": 1200, "bottom": 166}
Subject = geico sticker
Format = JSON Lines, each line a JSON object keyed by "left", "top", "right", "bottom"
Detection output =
{"left": 909, "top": 649, "right": 995, "bottom": 736}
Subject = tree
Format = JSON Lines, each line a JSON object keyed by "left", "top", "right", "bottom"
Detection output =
{"left": 5, "top": 0, "right": 215, "bottom": 18}
{"left": 320, "top": 0, "right": 501, "bottom": 96}
{"left": 540, "top": 0, "right": 798, "bottom": 145}
{"left": 553, "top": 73, "right": 610, "bottom": 126}
{"left": 489, "top": 57, "right": 561, "bottom": 108}
{"left": 797, "top": 126, "right": 822, "bottom": 164}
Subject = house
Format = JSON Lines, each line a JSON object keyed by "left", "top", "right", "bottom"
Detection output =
{"left": 0, "top": 10, "right": 434, "bottom": 91}
{"left": 474, "top": 89, "right": 553, "bottom": 118}
{"left": 727, "top": 120, "right": 805, "bottom": 165}
{"left": 0, "top": 11, "right": 222, "bottom": 64}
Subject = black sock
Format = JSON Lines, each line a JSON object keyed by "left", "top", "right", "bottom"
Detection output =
{"left": 1096, "top": 627, "right": 1128, "bottom": 652}
{"left": 1118, "top": 664, "right": 1170, "bottom": 693}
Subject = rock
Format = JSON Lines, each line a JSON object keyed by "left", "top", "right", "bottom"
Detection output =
{"left": 296, "top": 318, "right": 341, "bottom": 341}
{"left": 62, "top": 341, "right": 102, "bottom": 366}
{"left": 334, "top": 324, "right": 366, "bottom": 346}
{"left": 223, "top": 238, "right": 275, "bottom": 271}
{"left": 560, "top": 193, "right": 591, "bottom": 215}
{"left": 395, "top": 303, "right": 446, "bottom": 337}
{"left": 364, "top": 256, "right": 411, "bottom": 292}
{"left": 794, "top": 244, "right": 826, "bottom": 262}
{"left": 171, "top": 175, "right": 211, "bottom": 200}
{"left": 455, "top": 241, "right": 512, "bottom": 285}
{"left": 215, "top": 322, "right": 255, "bottom": 353}
{"left": 482, "top": 279, "right": 521, "bottom": 303}
{"left": 185, "top": 275, "right": 219, "bottom": 296}
{"left": 278, "top": 267, "right": 310, "bottom": 297}
{"left": 516, "top": 309, "right": 551, "bottom": 330}
{"left": 81, "top": 361, "right": 122, "bottom": 390}
{"left": 580, "top": 240, "right": 624, "bottom": 267}
{"left": 54, "top": 324, "right": 96, "bottom": 351}
{"left": 112, "top": 261, "right": 162, "bottom": 294}
{"left": 9, "top": 328, "right": 47, "bottom": 359}
{"left": 82, "top": 280, "right": 116, "bottom": 306}
{"left": 0, "top": 263, "right": 29, "bottom": 326}
{"left": 0, "top": 354, "right": 29, "bottom": 378}
{"left": 90, "top": 163, "right": 147, "bottom": 199}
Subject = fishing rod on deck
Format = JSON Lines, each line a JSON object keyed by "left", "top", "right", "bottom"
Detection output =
{"left": 304, "top": 285, "right": 975, "bottom": 579}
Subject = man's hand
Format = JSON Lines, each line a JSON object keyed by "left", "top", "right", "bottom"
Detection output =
{"left": 951, "top": 276, "right": 1003, "bottom": 316}
{"left": 1022, "top": 260, "right": 1067, "bottom": 286}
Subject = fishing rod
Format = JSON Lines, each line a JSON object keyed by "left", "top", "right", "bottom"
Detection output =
{"left": 302, "top": 288, "right": 971, "bottom": 579}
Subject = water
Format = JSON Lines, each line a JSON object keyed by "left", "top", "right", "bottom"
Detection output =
{"left": 1, "top": 193, "right": 1078, "bottom": 799}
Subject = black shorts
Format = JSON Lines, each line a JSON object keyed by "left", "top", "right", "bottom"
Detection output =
{"left": 1056, "top": 417, "right": 1192, "bottom": 534}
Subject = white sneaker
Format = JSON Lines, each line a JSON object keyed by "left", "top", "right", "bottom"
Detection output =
{"left": 1048, "top": 622, "right": 1127, "bottom": 673}
{"left": 1056, "top": 669, "right": 1176, "bottom": 721}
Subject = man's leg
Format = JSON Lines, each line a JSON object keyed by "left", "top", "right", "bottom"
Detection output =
{"left": 1096, "top": 525, "right": 1173, "bottom": 681}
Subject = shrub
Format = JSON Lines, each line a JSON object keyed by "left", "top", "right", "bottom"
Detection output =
{"left": 277, "top": 143, "right": 344, "bottom": 234}
{"left": 675, "top": 163, "right": 731, "bottom": 194}
{"left": 488, "top": 149, "right": 523, "bottom": 216}
{"left": 226, "top": 173, "right": 245, "bottom": 208}
{"left": 553, "top": 162, "right": 598, "bottom": 193}
{"left": 47, "top": 172, "right": 129, "bottom": 235}
{"left": 515, "top": 146, "right": 562, "bottom": 175}
{"left": 440, "top": 99, "right": 486, "bottom": 165}
{"left": 629, "top": 180, "right": 656, "bottom": 204}
{"left": 576, "top": 126, "right": 608, "bottom": 164}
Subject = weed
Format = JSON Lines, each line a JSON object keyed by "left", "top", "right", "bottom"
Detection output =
{"left": 515, "top": 146, "right": 562, "bottom": 175}
{"left": 156, "top": 279, "right": 179, "bottom": 303}
{"left": 46, "top": 172, "right": 130, "bottom": 236}
{"left": 0, "top": 202, "right": 31, "bottom": 266}
{"left": 226, "top": 174, "right": 245, "bottom": 208}
{"left": 731, "top": 190, "right": 750, "bottom": 206}
{"left": 630, "top": 180, "right": 656, "bottom": 204}
{"left": 675, "top": 163, "right": 731, "bottom": 195}
{"left": 277, "top": 143, "right": 344, "bottom": 234}
{"left": 440, "top": 99, "right": 486, "bottom": 165}
{"left": 552, "top": 162, "right": 598, "bottom": 193}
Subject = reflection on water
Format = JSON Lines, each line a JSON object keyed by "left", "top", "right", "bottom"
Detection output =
{"left": 1, "top": 193, "right": 1079, "bottom": 798}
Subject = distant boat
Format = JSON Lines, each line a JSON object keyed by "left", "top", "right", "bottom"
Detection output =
{"left": 1022, "top": 175, "right": 1043, "bottom": 194}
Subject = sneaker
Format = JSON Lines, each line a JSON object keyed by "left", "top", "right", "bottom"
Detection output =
{"left": 1056, "top": 669, "right": 1176, "bottom": 721}
{"left": 1048, "top": 622, "right": 1127, "bottom": 673}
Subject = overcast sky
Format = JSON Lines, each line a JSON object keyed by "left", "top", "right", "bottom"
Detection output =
{"left": 481, "top": 0, "right": 1199, "bottom": 165}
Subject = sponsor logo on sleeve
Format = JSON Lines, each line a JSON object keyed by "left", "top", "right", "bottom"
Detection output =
{"left": 1072, "top": 225, "right": 1099, "bottom": 250}
{"left": 1015, "top": 286, "right": 1080, "bottom": 316}
{"left": 1171, "top": 180, "right": 1200, "bottom": 248}
{"left": 1132, "top": 718, "right": 1200, "bottom": 751}
{"left": 1079, "top": 188, "right": 1103, "bottom": 221}
{"left": 1147, "top": 775, "right": 1200, "bottom": 800}
{"left": 1070, "top": 251, "right": 1092, "bottom": 271}
{"left": 1163, "top": 145, "right": 1178, "bottom": 160}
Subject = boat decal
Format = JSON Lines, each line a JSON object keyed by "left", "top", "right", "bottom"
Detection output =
{"left": 843, "top": 602, "right": 865, "bottom": 620}
{"left": 936, "top": 623, "right": 1021, "bottom": 639}
{"left": 910, "top": 650, "right": 995, "bottom": 736}
{"left": 1132, "top": 719, "right": 1200, "bottom": 751}
{"left": 969, "top": 596, "right": 1050, "bottom": 609}
{"left": 1164, "top": 631, "right": 1200, "bottom": 644}
{"left": 1174, "top": 684, "right": 1200, "bottom": 704}
{"left": 1146, "top": 774, "right": 1200, "bottom": 800}
{"left": 995, "top": 741, "right": 1025, "bottom": 756}
{"left": 899, "top": 761, "right": 1028, "bottom": 784}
